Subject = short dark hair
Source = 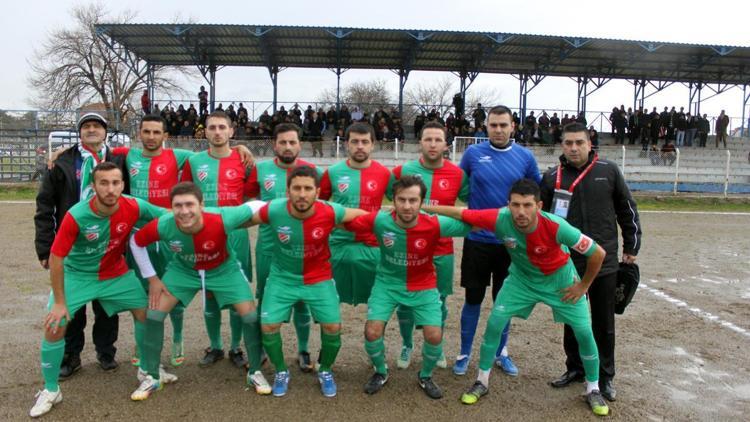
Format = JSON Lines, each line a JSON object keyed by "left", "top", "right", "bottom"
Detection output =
{"left": 561, "top": 122, "right": 590, "bottom": 140}
{"left": 392, "top": 175, "right": 426, "bottom": 201}
{"left": 345, "top": 122, "right": 375, "bottom": 142}
{"left": 140, "top": 114, "right": 168, "bottom": 131}
{"left": 488, "top": 105, "right": 513, "bottom": 118}
{"left": 206, "top": 111, "right": 231, "bottom": 125}
{"left": 287, "top": 165, "right": 319, "bottom": 188}
{"left": 418, "top": 121, "right": 447, "bottom": 140}
{"left": 273, "top": 123, "right": 301, "bottom": 142}
{"left": 91, "top": 161, "right": 122, "bottom": 182}
{"left": 170, "top": 181, "right": 203, "bottom": 203}
{"left": 509, "top": 178, "right": 541, "bottom": 202}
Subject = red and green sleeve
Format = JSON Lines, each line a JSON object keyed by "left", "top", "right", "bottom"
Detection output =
{"left": 461, "top": 209, "right": 501, "bottom": 232}
{"left": 50, "top": 213, "right": 79, "bottom": 257}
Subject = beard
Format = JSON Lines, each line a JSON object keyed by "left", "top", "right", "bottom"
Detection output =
{"left": 276, "top": 152, "right": 297, "bottom": 164}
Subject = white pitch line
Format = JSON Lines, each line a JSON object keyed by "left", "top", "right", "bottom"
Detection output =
{"left": 640, "top": 283, "right": 750, "bottom": 339}
{"left": 0, "top": 200, "right": 34, "bottom": 204}
{"left": 639, "top": 210, "right": 750, "bottom": 216}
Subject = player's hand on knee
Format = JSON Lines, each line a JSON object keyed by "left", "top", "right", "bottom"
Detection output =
{"left": 148, "top": 277, "right": 172, "bottom": 309}
{"left": 39, "top": 259, "right": 49, "bottom": 270}
{"left": 560, "top": 283, "right": 587, "bottom": 304}
{"left": 45, "top": 303, "right": 70, "bottom": 334}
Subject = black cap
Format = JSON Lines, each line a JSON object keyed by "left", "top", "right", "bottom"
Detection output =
{"left": 77, "top": 112, "right": 108, "bottom": 132}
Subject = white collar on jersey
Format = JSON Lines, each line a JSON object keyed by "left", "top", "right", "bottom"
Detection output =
{"left": 488, "top": 139, "right": 515, "bottom": 152}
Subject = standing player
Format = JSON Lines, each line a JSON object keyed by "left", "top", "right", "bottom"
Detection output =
{"left": 454, "top": 105, "right": 541, "bottom": 376}
{"left": 248, "top": 166, "right": 366, "bottom": 398}
{"left": 181, "top": 111, "right": 255, "bottom": 368}
{"left": 319, "top": 122, "right": 394, "bottom": 306}
{"left": 424, "top": 179, "right": 610, "bottom": 416}
{"left": 29, "top": 162, "right": 167, "bottom": 417}
{"left": 391, "top": 121, "right": 469, "bottom": 369}
{"left": 345, "top": 175, "right": 471, "bottom": 399}
{"left": 129, "top": 182, "right": 270, "bottom": 400}
{"left": 246, "top": 123, "right": 321, "bottom": 372}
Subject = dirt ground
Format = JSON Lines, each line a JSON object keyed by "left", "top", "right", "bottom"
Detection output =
{"left": 1, "top": 203, "right": 748, "bottom": 421}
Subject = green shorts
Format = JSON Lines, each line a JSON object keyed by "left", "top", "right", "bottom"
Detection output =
{"left": 48, "top": 270, "right": 147, "bottom": 323}
{"left": 434, "top": 254, "right": 455, "bottom": 297}
{"left": 367, "top": 283, "right": 443, "bottom": 327}
{"left": 162, "top": 260, "right": 254, "bottom": 309}
{"left": 330, "top": 242, "right": 379, "bottom": 305}
{"left": 493, "top": 265, "right": 591, "bottom": 327}
{"left": 261, "top": 279, "right": 340, "bottom": 324}
{"left": 230, "top": 228, "right": 252, "bottom": 282}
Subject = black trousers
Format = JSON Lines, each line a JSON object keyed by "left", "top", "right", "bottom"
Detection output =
{"left": 64, "top": 300, "right": 119, "bottom": 359}
{"left": 563, "top": 271, "right": 617, "bottom": 382}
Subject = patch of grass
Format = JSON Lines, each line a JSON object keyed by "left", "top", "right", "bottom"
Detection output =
{"left": 0, "top": 183, "right": 38, "bottom": 200}
{"left": 634, "top": 196, "right": 750, "bottom": 212}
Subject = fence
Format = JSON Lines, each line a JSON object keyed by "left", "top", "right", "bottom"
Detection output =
{"left": 2, "top": 135, "right": 749, "bottom": 195}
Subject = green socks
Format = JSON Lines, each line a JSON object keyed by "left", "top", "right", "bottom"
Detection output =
{"left": 319, "top": 331, "right": 341, "bottom": 373}
{"left": 262, "top": 331, "right": 287, "bottom": 372}
{"left": 396, "top": 305, "right": 415, "bottom": 349}
{"left": 572, "top": 324, "right": 601, "bottom": 383}
{"left": 229, "top": 309, "right": 243, "bottom": 350}
{"left": 204, "top": 296, "right": 223, "bottom": 350}
{"left": 134, "top": 318, "right": 145, "bottom": 365}
{"left": 440, "top": 295, "right": 448, "bottom": 330}
{"left": 420, "top": 341, "right": 443, "bottom": 378}
{"left": 169, "top": 306, "right": 184, "bottom": 343}
{"left": 365, "top": 337, "right": 387, "bottom": 375}
{"left": 144, "top": 310, "right": 168, "bottom": 379}
{"left": 40, "top": 339, "right": 65, "bottom": 392}
{"left": 241, "top": 311, "right": 263, "bottom": 372}
{"left": 478, "top": 312, "right": 511, "bottom": 371}
{"left": 292, "top": 302, "right": 311, "bottom": 353}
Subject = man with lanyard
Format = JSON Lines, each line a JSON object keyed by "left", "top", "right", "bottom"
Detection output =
{"left": 34, "top": 112, "right": 125, "bottom": 379}
{"left": 246, "top": 123, "right": 321, "bottom": 373}
{"left": 454, "top": 105, "right": 541, "bottom": 376}
{"left": 391, "top": 121, "right": 469, "bottom": 370}
{"left": 424, "top": 179, "right": 610, "bottom": 416}
{"left": 541, "top": 122, "right": 641, "bottom": 402}
{"left": 249, "top": 165, "right": 366, "bottom": 398}
{"left": 319, "top": 122, "right": 394, "bottom": 307}
{"left": 345, "top": 175, "right": 472, "bottom": 399}
{"left": 129, "top": 182, "right": 270, "bottom": 400}
{"left": 30, "top": 162, "right": 168, "bottom": 417}
{"left": 180, "top": 111, "right": 257, "bottom": 369}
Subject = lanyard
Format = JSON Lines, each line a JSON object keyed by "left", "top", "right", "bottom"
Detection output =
{"left": 555, "top": 155, "right": 598, "bottom": 192}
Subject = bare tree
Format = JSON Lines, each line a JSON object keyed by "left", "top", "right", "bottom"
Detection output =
{"left": 27, "top": 3, "right": 190, "bottom": 127}
{"left": 404, "top": 76, "right": 504, "bottom": 125}
{"left": 317, "top": 79, "right": 394, "bottom": 115}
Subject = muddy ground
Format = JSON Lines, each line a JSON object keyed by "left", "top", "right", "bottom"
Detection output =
{"left": 1, "top": 203, "right": 748, "bottom": 421}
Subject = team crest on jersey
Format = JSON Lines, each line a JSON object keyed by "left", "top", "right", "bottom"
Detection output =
{"left": 129, "top": 161, "right": 143, "bottom": 177}
{"left": 413, "top": 238, "right": 427, "bottom": 250}
{"left": 169, "top": 240, "right": 183, "bottom": 252}
{"left": 438, "top": 179, "right": 450, "bottom": 190}
{"left": 154, "top": 164, "right": 168, "bottom": 176}
{"left": 202, "top": 240, "right": 216, "bottom": 250}
{"left": 337, "top": 176, "right": 351, "bottom": 193}
{"left": 311, "top": 227, "right": 325, "bottom": 240}
{"left": 115, "top": 222, "right": 129, "bottom": 234}
{"left": 533, "top": 245, "right": 548, "bottom": 255}
{"left": 197, "top": 164, "right": 210, "bottom": 182}
{"left": 277, "top": 226, "right": 292, "bottom": 243}
{"left": 84, "top": 225, "right": 100, "bottom": 241}
{"left": 225, "top": 168, "right": 238, "bottom": 180}
{"left": 503, "top": 236, "right": 517, "bottom": 249}
{"left": 366, "top": 180, "right": 378, "bottom": 191}
{"left": 573, "top": 235, "right": 592, "bottom": 254}
{"left": 382, "top": 232, "right": 396, "bottom": 248}
{"left": 264, "top": 174, "right": 277, "bottom": 191}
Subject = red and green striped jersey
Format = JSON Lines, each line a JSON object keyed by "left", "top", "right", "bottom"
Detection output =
{"left": 181, "top": 150, "right": 252, "bottom": 206}
{"left": 50, "top": 195, "right": 166, "bottom": 280}
{"left": 112, "top": 147, "right": 192, "bottom": 208}
{"left": 247, "top": 158, "right": 322, "bottom": 254}
{"left": 392, "top": 158, "right": 469, "bottom": 255}
{"left": 345, "top": 211, "right": 471, "bottom": 291}
{"left": 257, "top": 199, "right": 345, "bottom": 285}
{"left": 134, "top": 205, "right": 253, "bottom": 272}
{"left": 461, "top": 208, "right": 597, "bottom": 281}
{"left": 319, "top": 159, "right": 394, "bottom": 246}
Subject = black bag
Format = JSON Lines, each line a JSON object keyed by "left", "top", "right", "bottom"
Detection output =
{"left": 614, "top": 263, "right": 639, "bottom": 315}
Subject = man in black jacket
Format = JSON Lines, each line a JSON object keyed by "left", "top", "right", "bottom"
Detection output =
{"left": 540, "top": 122, "right": 641, "bottom": 402}
{"left": 34, "top": 112, "right": 128, "bottom": 378}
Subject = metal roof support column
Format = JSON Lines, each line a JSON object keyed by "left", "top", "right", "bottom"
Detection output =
{"left": 577, "top": 76, "right": 589, "bottom": 117}
{"left": 146, "top": 63, "right": 155, "bottom": 113}
{"left": 335, "top": 67, "right": 343, "bottom": 118}
{"left": 269, "top": 66, "right": 279, "bottom": 114}
{"left": 398, "top": 69, "right": 410, "bottom": 118}
{"left": 518, "top": 73, "right": 529, "bottom": 123}
{"left": 633, "top": 79, "right": 646, "bottom": 111}
{"left": 208, "top": 65, "right": 217, "bottom": 113}
{"left": 742, "top": 84, "right": 749, "bottom": 137}
{"left": 688, "top": 82, "right": 703, "bottom": 116}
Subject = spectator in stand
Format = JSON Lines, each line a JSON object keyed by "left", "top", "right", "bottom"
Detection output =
{"left": 674, "top": 107, "right": 687, "bottom": 146}
{"left": 446, "top": 113, "right": 456, "bottom": 132}
{"left": 226, "top": 104, "right": 237, "bottom": 123}
{"left": 648, "top": 145, "right": 662, "bottom": 165}
{"left": 179, "top": 120, "right": 193, "bottom": 141}
{"left": 237, "top": 103, "right": 247, "bottom": 118}
{"left": 649, "top": 107, "right": 660, "bottom": 145}
{"left": 326, "top": 106, "right": 337, "bottom": 129}
{"left": 474, "top": 125, "right": 487, "bottom": 138}
{"left": 550, "top": 112, "right": 561, "bottom": 143}
{"left": 686, "top": 113, "right": 698, "bottom": 147}
{"left": 339, "top": 105, "right": 352, "bottom": 128}
{"left": 141, "top": 90, "right": 150, "bottom": 114}
{"left": 215, "top": 103, "right": 224, "bottom": 112}
{"left": 538, "top": 111, "right": 550, "bottom": 132}
{"left": 561, "top": 113, "right": 571, "bottom": 127}
{"left": 472, "top": 103, "right": 486, "bottom": 129}
{"left": 661, "top": 139, "right": 676, "bottom": 165}
{"left": 453, "top": 93, "right": 465, "bottom": 118}
{"left": 308, "top": 111, "right": 325, "bottom": 158}
{"left": 198, "top": 86, "right": 208, "bottom": 114}
{"left": 698, "top": 114, "right": 710, "bottom": 148}
{"left": 259, "top": 110, "right": 272, "bottom": 127}
{"left": 524, "top": 111, "right": 537, "bottom": 142}
{"left": 627, "top": 108, "right": 637, "bottom": 145}
{"left": 575, "top": 113, "right": 587, "bottom": 126}
{"left": 614, "top": 109, "right": 627, "bottom": 145}
{"left": 609, "top": 107, "right": 618, "bottom": 135}
{"left": 374, "top": 118, "right": 391, "bottom": 142}
{"left": 351, "top": 106, "right": 363, "bottom": 122}
{"left": 588, "top": 126, "right": 599, "bottom": 150}
{"left": 716, "top": 110, "right": 729, "bottom": 148}
{"left": 392, "top": 120, "right": 404, "bottom": 141}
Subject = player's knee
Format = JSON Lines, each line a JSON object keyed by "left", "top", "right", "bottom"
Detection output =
{"left": 321, "top": 323, "right": 340, "bottom": 334}
{"left": 131, "top": 308, "right": 147, "bottom": 323}
{"left": 364, "top": 323, "right": 384, "bottom": 342}
{"left": 423, "top": 327, "right": 442, "bottom": 345}
{"left": 44, "top": 326, "right": 66, "bottom": 342}
{"left": 146, "top": 309, "right": 168, "bottom": 323}
{"left": 261, "top": 323, "right": 281, "bottom": 334}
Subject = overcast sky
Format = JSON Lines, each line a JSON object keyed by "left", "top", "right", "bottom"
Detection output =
{"left": 2, "top": 0, "right": 748, "bottom": 127}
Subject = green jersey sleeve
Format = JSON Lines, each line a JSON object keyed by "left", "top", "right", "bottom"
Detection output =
{"left": 327, "top": 201, "right": 346, "bottom": 224}
{"left": 219, "top": 205, "right": 254, "bottom": 230}
{"left": 438, "top": 215, "right": 472, "bottom": 238}
{"left": 458, "top": 170, "right": 470, "bottom": 203}
{"left": 555, "top": 216, "right": 598, "bottom": 257}
{"left": 136, "top": 197, "right": 168, "bottom": 221}
{"left": 173, "top": 149, "right": 194, "bottom": 168}
{"left": 385, "top": 172, "right": 396, "bottom": 201}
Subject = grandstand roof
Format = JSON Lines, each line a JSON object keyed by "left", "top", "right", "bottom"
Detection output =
{"left": 94, "top": 24, "right": 750, "bottom": 85}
